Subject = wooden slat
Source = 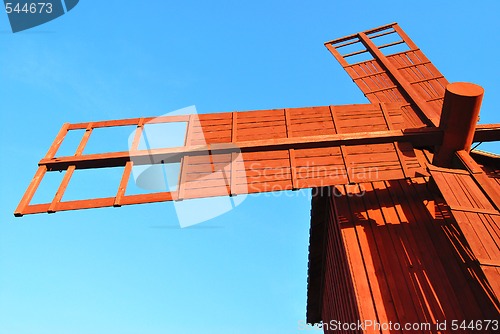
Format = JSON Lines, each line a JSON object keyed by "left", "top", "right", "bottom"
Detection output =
{"left": 14, "top": 166, "right": 47, "bottom": 217}
{"left": 68, "top": 115, "right": 189, "bottom": 130}
{"left": 380, "top": 102, "right": 409, "bottom": 178}
{"left": 45, "top": 123, "right": 70, "bottom": 158}
{"left": 478, "top": 258, "right": 500, "bottom": 268}
{"left": 329, "top": 106, "right": 351, "bottom": 184}
{"left": 388, "top": 51, "right": 446, "bottom": 113}
{"left": 178, "top": 114, "right": 197, "bottom": 200}
{"left": 114, "top": 118, "right": 145, "bottom": 207}
{"left": 354, "top": 182, "right": 402, "bottom": 326}
{"left": 364, "top": 85, "right": 398, "bottom": 95}
{"left": 394, "top": 178, "right": 472, "bottom": 321}
{"left": 449, "top": 205, "right": 500, "bottom": 216}
{"left": 230, "top": 152, "right": 239, "bottom": 196}
{"left": 430, "top": 166, "right": 500, "bottom": 301}
{"left": 456, "top": 150, "right": 500, "bottom": 211}
{"left": 229, "top": 112, "right": 239, "bottom": 196}
{"left": 353, "top": 70, "right": 387, "bottom": 80}
{"left": 22, "top": 192, "right": 177, "bottom": 215}
{"left": 289, "top": 149, "right": 298, "bottom": 190}
{"left": 335, "top": 185, "right": 380, "bottom": 323}
{"left": 47, "top": 166, "right": 76, "bottom": 213}
{"left": 474, "top": 123, "right": 500, "bottom": 143}
{"left": 373, "top": 180, "right": 440, "bottom": 324}
{"left": 410, "top": 177, "right": 492, "bottom": 319}
{"left": 284, "top": 109, "right": 298, "bottom": 190}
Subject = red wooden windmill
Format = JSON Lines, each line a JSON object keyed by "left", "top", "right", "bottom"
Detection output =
{"left": 15, "top": 23, "right": 500, "bottom": 332}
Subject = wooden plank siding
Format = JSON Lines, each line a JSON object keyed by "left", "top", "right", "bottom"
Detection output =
{"left": 307, "top": 177, "right": 500, "bottom": 333}
{"left": 428, "top": 163, "right": 500, "bottom": 306}
{"left": 306, "top": 25, "right": 500, "bottom": 330}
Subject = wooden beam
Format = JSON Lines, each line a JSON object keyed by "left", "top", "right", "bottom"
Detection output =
{"left": 474, "top": 123, "right": 500, "bottom": 142}
{"left": 114, "top": 118, "right": 145, "bottom": 207}
{"left": 68, "top": 115, "right": 189, "bottom": 130}
{"left": 44, "top": 123, "right": 70, "bottom": 159}
{"left": 456, "top": 150, "right": 500, "bottom": 211}
{"left": 477, "top": 258, "right": 500, "bottom": 268}
{"left": 329, "top": 105, "right": 352, "bottom": 183}
{"left": 38, "top": 128, "right": 444, "bottom": 171}
{"left": 14, "top": 166, "right": 47, "bottom": 217}
{"left": 358, "top": 32, "right": 440, "bottom": 127}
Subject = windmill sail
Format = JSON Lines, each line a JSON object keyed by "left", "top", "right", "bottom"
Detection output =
{"left": 15, "top": 102, "right": 431, "bottom": 216}
{"left": 326, "top": 23, "right": 448, "bottom": 128}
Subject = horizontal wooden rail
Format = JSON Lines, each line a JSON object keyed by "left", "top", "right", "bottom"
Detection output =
{"left": 474, "top": 123, "right": 500, "bottom": 142}
{"left": 38, "top": 128, "right": 443, "bottom": 171}
{"left": 324, "top": 22, "right": 397, "bottom": 45}
{"left": 68, "top": 115, "right": 190, "bottom": 130}
{"left": 38, "top": 124, "right": 500, "bottom": 172}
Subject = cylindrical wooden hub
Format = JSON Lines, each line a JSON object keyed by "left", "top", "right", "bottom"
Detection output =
{"left": 433, "top": 82, "right": 484, "bottom": 167}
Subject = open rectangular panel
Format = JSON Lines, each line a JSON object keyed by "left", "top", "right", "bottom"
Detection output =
{"left": 15, "top": 116, "right": 189, "bottom": 216}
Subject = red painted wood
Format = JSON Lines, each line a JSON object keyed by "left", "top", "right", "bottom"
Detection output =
{"left": 17, "top": 103, "right": 438, "bottom": 215}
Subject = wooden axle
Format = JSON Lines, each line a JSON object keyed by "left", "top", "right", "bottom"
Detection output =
{"left": 433, "top": 82, "right": 484, "bottom": 167}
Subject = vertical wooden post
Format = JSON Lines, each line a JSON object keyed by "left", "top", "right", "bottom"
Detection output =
{"left": 14, "top": 123, "right": 70, "bottom": 216}
{"left": 284, "top": 109, "right": 298, "bottom": 190}
{"left": 230, "top": 112, "right": 238, "bottom": 196}
{"left": 177, "top": 115, "right": 196, "bottom": 200}
{"left": 433, "top": 82, "right": 484, "bottom": 167}
{"left": 114, "top": 118, "right": 145, "bottom": 207}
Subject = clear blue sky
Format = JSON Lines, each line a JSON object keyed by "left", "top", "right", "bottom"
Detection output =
{"left": 1, "top": 1, "right": 498, "bottom": 333}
